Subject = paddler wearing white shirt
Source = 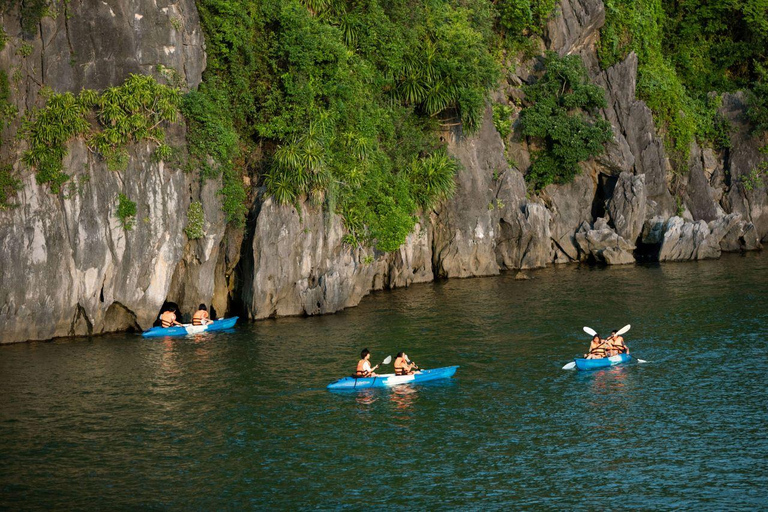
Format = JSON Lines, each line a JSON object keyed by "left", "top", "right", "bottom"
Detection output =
{"left": 355, "top": 348, "right": 379, "bottom": 377}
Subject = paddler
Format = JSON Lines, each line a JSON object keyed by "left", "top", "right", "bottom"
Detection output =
{"left": 606, "top": 330, "right": 629, "bottom": 356}
{"left": 192, "top": 304, "right": 212, "bottom": 326}
{"left": 355, "top": 348, "right": 379, "bottom": 377}
{"left": 394, "top": 352, "right": 418, "bottom": 375}
{"left": 160, "top": 308, "right": 182, "bottom": 328}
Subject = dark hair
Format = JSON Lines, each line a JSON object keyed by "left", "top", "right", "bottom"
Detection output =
{"left": 593, "top": 335, "right": 600, "bottom": 339}
{"left": 361, "top": 348, "right": 370, "bottom": 359}
{"left": 396, "top": 351, "right": 404, "bottom": 358}
{"left": 611, "top": 330, "right": 618, "bottom": 334}
{"left": 198, "top": 304, "right": 207, "bottom": 311}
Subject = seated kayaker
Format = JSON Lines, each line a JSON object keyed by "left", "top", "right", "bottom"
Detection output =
{"left": 192, "top": 304, "right": 212, "bottom": 326}
{"left": 606, "top": 330, "right": 629, "bottom": 356}
{"left": 394, "top": 352, "right": 418, "bottom": 375}
{"left": 355, "top": 348, "right": 379, "bottom": 377}
{"left": 585, "top": 334, "right": 608, "bottom": 359}
{"left": 160, "top": 309, "right": 182, "bottom": 328}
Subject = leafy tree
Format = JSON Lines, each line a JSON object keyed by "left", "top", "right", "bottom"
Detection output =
{"left": 519, "top": 52, "right": 612, "bottom": 190}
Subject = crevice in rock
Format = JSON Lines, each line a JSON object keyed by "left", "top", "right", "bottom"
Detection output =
{"left": 103, "top": 302, "right": 140, "bottom": 333}
{"left": 99, "top": 285, "right": 105, "bottom": 303}
{"left": 634, "top": 240, "right": 661, "bottom": 262}
{"left": 69, "top": 303, "right": 93, "bottom": 336}
{"left": 591, "top": 173, "right": 617, "bottom": 220}
{"left": 231, "top": 194, "right": 263, "bottom": 319}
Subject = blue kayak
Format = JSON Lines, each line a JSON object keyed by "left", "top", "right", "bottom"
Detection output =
{"left": 574, "top": 353, "right": 631, "bottom": 371}
{"left": 327, "top": 366, "right": 459, "bottom": 390}
{"left": 142, "top": 317, "right": 238, "bottom": 338}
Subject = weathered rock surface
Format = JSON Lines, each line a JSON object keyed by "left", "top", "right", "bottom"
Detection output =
{"left": 0, "top": 0, "right": 213, "bottom": 343}
{"left": 0, "top": 137, "right": 219, "bottom": 343}
{"left": 656, "top": 214, "right": 750, "bottom": 261}
{"left": 1, "top": 0, "right": 205, "bottom": 94}
{"left": 594, "top": 53, "right": 676, "bottom": 217}
{"left": 720, "top": 93, "right": 768, "bottom": 241}
{"left": 683, "top": 143, "right": 721, "bottom": 222}
{"left": 574, "top": 218, "right": 635, "bottom": 264}
{"left": 546, "top": 0, "right": 605, "bottom": 56}
{"left": 606, "top": 172, "right": 646, "bottom": 243}
{"left": 546, "top": 172, "right": 595, "bottom": 262}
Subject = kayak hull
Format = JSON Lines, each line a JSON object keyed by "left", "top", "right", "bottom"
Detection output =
{"left": 574, "top": 353, "right": 631, "bottom": 371}
{"left": 327, "top": 366, "right": 459, "bottom": 390}
{"left": 142, "top": 317, "right": 238, "bottom": 338}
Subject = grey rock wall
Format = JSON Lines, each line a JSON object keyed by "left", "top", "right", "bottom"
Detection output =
{"left": 0, "top": 0, "right": 214, "bottom": 343}
{"left": 1, "top": 0, "right": 766, "bottom": 343}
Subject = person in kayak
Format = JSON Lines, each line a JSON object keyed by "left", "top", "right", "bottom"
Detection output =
{"left": 160, "top": 309, "right": 182, "bottom": 328}
{"left": 394, "top": 352, "right": 419, "bottom": 375}
{"left": 192, "top": 304, "right": 212, "bottom": 326}
{"left": 355, "top": 348, "right": 379, "bottom": 377}
{"left": 606, "top": 330, "right": 629, "bottom": 356}
{"left": 585, "top": 334, "right": 608, "bottom": 359}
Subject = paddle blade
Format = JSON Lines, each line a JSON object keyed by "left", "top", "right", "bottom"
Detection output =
{"left": 382, "top": 356, "right": 392, "bottom": 365}
{"left": 583, "top": 326, "right": 597, "bottom": 336}
{"left": 617, "top": 324, "right": 631, "bottom": 336}
{"left": 636, "top": 358, "right": 647, "bottom": 363}
{"left": 562, "top": 361, "right": 576, "bottom": 370}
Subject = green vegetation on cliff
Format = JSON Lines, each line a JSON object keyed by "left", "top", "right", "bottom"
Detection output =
{"left": 193, "top": 0, "right": 498, "bottom": 250}
{"left": 20, "top": 75, "right": 180, "bottom": 193}
{"left": 598, "top": 0, "right": 768, "bottom": 156}
{"left": 519, "top": 52, "right": 612, "bottom": 190}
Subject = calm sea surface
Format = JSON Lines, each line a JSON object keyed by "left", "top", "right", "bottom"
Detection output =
{"left": 1, "top": 253, "right": 767, "bottom": 510}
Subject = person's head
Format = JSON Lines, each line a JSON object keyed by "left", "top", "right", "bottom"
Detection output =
{"left": 198, "top": 304, "right": 207, "bottom": 311}
{"left": 361, "top": 348, "right": 370, "bottom": 360}
{"left": 593, "top": 335, "right": 600, "bottom": 342}
{"left": 611, "top": 330, "right": 617, "bottom": 334}
{"left": 396, "top": 351, "right": 404, "bottom": 358}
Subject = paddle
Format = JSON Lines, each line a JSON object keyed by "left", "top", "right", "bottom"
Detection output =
{"left": 405, "top": 357, "right": 421, "bottom": 370}
{"left": 371, "top": 355, "right": 392, "bottom": 373}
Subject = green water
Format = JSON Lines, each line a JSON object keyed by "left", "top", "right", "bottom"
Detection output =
{"left": 2, "top": 254, "right": 767, "bottom": 509}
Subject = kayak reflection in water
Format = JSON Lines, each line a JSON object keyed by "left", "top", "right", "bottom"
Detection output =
{"left": 355, "top": 348, "right": 379, "bottom": 377}
{"left": 394, "top": 352, "right": 419, "bottom": 375}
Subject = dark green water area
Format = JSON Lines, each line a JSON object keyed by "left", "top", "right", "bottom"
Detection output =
{"left": 2, "top": 254, "right": 767, "bottom": 509}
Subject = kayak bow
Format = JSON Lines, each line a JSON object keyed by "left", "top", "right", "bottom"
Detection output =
{"left": 142, "top": 317, "right": 238, "bottom": 338}
{"left": 327, "top": 366, "right": 459, "bottom": 390}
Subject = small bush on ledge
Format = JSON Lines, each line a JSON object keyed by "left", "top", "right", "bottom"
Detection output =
{"left": 519, "top": 52, "right": 612, "bottom": 191}
{"left": 185, "top": 201, "right": 205, "bottom": 240}
{"left": 116, "top": 193, "right": 137, "bottom": 231}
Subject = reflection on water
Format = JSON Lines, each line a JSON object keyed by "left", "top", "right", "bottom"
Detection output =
{"left": 1, "top": 253, "right": 767, "bottom": 509}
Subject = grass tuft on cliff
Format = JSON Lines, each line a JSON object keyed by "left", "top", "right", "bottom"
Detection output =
{"left": 20, "top": 75, "right": 180, "bottom": 193}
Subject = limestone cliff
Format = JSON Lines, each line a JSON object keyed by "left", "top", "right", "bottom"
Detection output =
{"left": 0, "top": 0, "right": 765, "bottom": 344}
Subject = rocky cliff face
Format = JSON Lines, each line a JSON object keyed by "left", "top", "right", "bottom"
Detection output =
{"left": 0, "top": 0, "right": 765, "bottom": 344}
{"left": 0, "top": 0, "right": 221, "bottom": 343}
